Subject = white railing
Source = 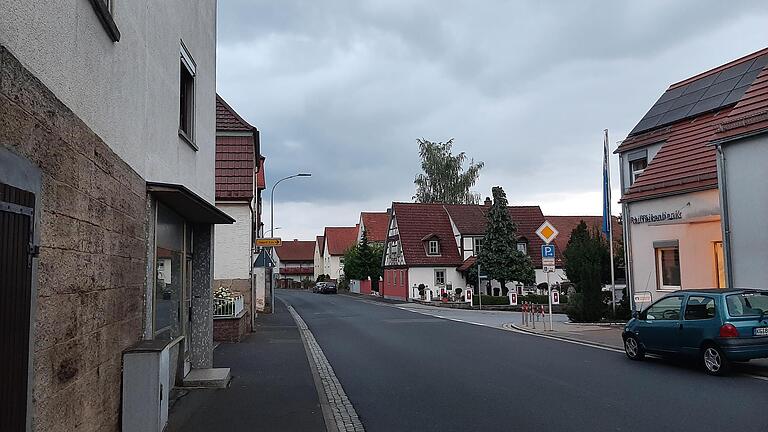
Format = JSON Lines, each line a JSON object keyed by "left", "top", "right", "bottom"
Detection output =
{"left": 214, "top": 294, "right": 244, "bottom": 318}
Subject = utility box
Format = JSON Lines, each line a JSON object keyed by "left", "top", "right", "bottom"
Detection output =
{"left": 122, "top": 340, "right": 172, "bottom": 432}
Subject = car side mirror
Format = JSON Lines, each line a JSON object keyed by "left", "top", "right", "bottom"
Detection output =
{"left": 632, "top": 311, "right": 639, "bottom": 319}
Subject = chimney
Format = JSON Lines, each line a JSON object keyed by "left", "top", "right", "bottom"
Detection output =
{"left": 484, "top": 197, "right": 492, "bottom": 206}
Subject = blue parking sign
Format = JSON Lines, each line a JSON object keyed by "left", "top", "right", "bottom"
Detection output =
{"left": 541, "top": 244, "right": 555, "bottom": 258}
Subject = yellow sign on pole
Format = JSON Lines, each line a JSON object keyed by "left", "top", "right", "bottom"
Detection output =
{"left": 535, "top": 220, "right": 559, "bottom": 244}
{"left": 255, "top": 238, "right": 282, "bottom": 247}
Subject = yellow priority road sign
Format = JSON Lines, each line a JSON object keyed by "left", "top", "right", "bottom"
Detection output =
{"left": 255, "top": 238, "right": 282, "bottom": 247}
{"left": 535, "top": 220, "right": 559, "bottom": 245}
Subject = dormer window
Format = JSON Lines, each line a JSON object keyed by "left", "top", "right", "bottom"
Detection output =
{"left": 428, "top": 240, "right": 439, "bottom": 255}
{"left": 516, "top": 241, "right": 528, "bottom": 255}
{"left": 628, "top": 149, "right": 648, "bottom": 185}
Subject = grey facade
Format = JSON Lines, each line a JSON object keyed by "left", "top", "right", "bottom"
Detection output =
{"left": 716, "top": 132, "right": 768, "bottom": 289}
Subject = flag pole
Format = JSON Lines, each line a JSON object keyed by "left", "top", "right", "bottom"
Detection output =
{"left": 605, "top": 129, "right": 617, "bottom": 317}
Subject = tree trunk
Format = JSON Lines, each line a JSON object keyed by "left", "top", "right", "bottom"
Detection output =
{"left": 371, "top": 277, "right": 379, "bottom": 292}
{"left": 485, "top": 282, "right": 492, "bottom": 295}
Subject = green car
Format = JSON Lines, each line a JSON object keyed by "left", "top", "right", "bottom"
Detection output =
{"left": 623, "top": 289, "right": 768, "bottom": 375}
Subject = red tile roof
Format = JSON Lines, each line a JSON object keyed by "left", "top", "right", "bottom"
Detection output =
{"left": 391, "top": 203, "right": 463, "bottom": 267}
{"left": 545, "top": 216, "right": 621, "bottom": 253}
{"left": 275, "top": 240, "right": 315, "bottom": 262}
{"left": 215, "top": 95, "right": 257, "bottom": 201}
{"left": 360, "top": 212, "right": 389, "bottom": 243}
{"left": 215, "top": 135, "right": 255, "bottom": 201}
{"left": 714, "top": 60, "right": 768, "bottom": 142}
{"left": 616, "top": 49, "right": 768, "bottom": 202}
{"left": 457, "top": 256, "right": 476, "bottom": 272}
{"left": 316, "top": 236, "right": 325, "bottom": 255}
{"left": 216, "top": 94, "right": 254, "bottom": 131}
{"left": 443, "top": 204, "right": 549, "bottom": 267}
{"left": 257, "top": 156, "right": 266, "bottom": 190}
{"left": 324, "top": 226, "right": 359, "bottom": 256}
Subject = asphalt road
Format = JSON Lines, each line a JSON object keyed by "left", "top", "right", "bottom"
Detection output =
{"left": 280, "top": 290, "right": 768, "bottom": 432}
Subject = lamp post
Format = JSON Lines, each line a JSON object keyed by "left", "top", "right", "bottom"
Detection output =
{"left": 268, "top": 173, "right": 311, "bottom": 312}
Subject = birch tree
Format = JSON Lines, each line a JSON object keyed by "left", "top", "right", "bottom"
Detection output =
{"left": 413, "top": 138, "right": 484, "bottom": 204}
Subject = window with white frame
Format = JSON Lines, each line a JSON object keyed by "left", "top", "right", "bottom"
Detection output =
{"left": 434, "top": 269, "right": 446, "bottom": 286}
{"left": 428, "top": 240, "right": 440, "bottom": 255}
{"left": 516, "top": 241, "right": 528, "bottom": 255}
{"left": 473, "top": 237, "right": 483, "bottom": 256}
{"left": 628, "top": 149, "right": 649, "bottom": 185}
{"left": 179, "top": 42, "right": 197, "bottom": 147}
{"left": 656, "top": 245, "right": 681, "bottom": 290}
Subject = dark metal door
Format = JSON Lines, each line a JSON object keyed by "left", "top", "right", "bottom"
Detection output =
{"left": 0, "top": 182, "right": 35, "bottom": 432}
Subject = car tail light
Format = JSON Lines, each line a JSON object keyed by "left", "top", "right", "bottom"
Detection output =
{"left": 719, "top": 323, "right": 739, "bottom": 338}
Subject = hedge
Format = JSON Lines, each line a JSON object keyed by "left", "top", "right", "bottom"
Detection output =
{"left": 471, "top": 294, "right": 568, "bottom": 306}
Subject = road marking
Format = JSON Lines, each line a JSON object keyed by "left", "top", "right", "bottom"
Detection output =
{"left": 285, "top": 304, "right": 365, "bottom": 432}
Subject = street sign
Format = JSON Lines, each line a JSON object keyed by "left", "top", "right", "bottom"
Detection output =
{"left": 535, "top": 220, "right": 559, "bottom": 244}
{"left": 541, "top": 244, "right": 555, "bottom": 259}
{"left": 634, "top": 291, "right": 652, "bottom": 304}
{"left": 543, "top": 264, "right": 556, "bottom": 273}
{"left": 551, "top": 290, "right": 560, "bottom": 305}
{"left": 255, "top": 237, "right": 282, "bottom": 247}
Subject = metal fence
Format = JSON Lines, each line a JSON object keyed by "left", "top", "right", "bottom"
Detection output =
{"left": 213, "top": 294, "right": 244, "bottom": 318}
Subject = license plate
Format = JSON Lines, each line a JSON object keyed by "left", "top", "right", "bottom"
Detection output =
{"left": 754, "top": 327, "right": 768, "bottom": 336}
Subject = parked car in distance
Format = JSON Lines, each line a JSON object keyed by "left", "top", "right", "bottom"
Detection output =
{"left": 320, "top": 283, "right": 337, "bottom": 294}
{"left": 313, "top": 282, "right": 326, "bottom": 293}
{"left": 623, "top": 289, "right": 768, "bottom": 375}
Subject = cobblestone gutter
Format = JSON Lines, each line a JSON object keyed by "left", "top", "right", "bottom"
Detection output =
{"left": 286, "top": 304, "right": 365, "bottom": 432}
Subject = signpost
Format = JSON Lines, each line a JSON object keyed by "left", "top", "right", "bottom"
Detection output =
{"left": 536, "top": 220, "right": 559, "bottom": 331}
{"left": 255, "top": 238, "right": 283, "bottom": 247}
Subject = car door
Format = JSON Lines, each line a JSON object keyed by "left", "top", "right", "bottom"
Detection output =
{"left": 679, "top": 295, "right": 717, "bottom": 356}
{"left": 637, "top": 295, "right": 684, "bottom": 353}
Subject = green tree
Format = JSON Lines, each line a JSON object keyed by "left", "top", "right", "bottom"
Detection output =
{"left": 413, "top": 138, "right": 484, "bottom": 204}
{"left": 341, "top": 230, "right": 384, "bottom": 291}
{"left": 342, "top": 245, "right": 364, "bottom": 280}
{"left": 477, "top": 186, "right": 535, "bottom": 295}
{"left": 563, "top": 221, "right": 610, "bottom": 322}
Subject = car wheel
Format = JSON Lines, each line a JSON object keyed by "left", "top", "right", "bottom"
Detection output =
{"left": 702, "top": 344, "right": 730, "bottom": 376}
{"left": 624, "top": 335, "right": 645, "bottom": 361}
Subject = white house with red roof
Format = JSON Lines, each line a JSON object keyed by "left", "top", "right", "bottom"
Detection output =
{"left": 357, "top": 211, "right": 390, "bottom": 244}
{"left": 274, "top": 240, "right": 316, "bottom": 287}
{"left": 313, "top": 235, "right": 325, "bottom": 280}
{"left": 380, "top": 202, "right": 596, "bottom": 301}
{"left": 617, "top": 47, "right": 768, "bottom": 308}
{"left": 323, "top": 225, "right": 360, "bottom": 280}
{"left": 213, "top": 94, "right": 262, "bottom": 328}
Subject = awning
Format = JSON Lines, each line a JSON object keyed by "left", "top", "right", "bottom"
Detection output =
{"left": 147, "top": 182, "right": 235, "bottom": 224}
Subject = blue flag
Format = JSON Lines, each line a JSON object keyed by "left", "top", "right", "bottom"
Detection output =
{"left": 602, "top": 130, "right": 611, "bottom": 235}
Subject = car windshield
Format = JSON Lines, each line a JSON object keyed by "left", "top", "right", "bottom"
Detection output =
{"left": 726, "top": 292, "right": 768, "bottom": 316}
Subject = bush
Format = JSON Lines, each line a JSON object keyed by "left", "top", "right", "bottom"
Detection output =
{"left": 520, "top": 294, "right": 567, "bottom": 305}
{"left": 472, "top": 295, "right": 510, "bottom": 306}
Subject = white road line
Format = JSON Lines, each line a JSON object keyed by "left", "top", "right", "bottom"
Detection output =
{"left": 286, "top": 304, "right": 365, "bottom": 432}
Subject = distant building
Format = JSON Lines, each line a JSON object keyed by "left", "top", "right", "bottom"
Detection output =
{"left": 617, "top": 47, "right": 768, "bottom": 308}
{"left": 274, "top": 240, "right": 316, "bottom": 288}
{"left": 314, "top": 235, "right": 325, "bottom": 279}
{"left": 380, "top": 202, "right": 606, "bottom": 300}
{"left": 213, "top": 95, "right": 261, "bottom": 332}
{"left": 357, "top": 211, "right": 390, "bottom": 244}
{"left": 323, "top": 226, "right": 360, "bottom": 280}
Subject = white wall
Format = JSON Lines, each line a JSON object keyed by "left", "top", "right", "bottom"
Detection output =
{"left": 407, "top": 267, "right": 465, "bottom": 299}
{"left": 721, "top": 133, "right": 768, "bottom": 289}
{"left": 0, "top": 0, "right": 218, "bottom": 202}
{"left": 627, "top": 189, "right": 722, "bottom": 303}
{"left": 313, "top": 242, "right": 323, "bottom": 279}
{"left": 214, "top": 204, "right": 252, "bottom": 280}
{"left": 325, "top": 255, "right": 343, "bottom": 280}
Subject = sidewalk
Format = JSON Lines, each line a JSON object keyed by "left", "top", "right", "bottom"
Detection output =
{"left": 167, "top": 301, "right": 325, "bottom": 432}
{"left": 511, "top": 320, "right": 625, "bottom": 349}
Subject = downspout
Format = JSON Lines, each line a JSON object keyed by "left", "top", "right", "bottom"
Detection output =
{"left": 716, "top": 145, "right": 734, "bottom": 289}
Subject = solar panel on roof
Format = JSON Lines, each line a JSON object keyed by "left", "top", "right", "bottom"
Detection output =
{"left": 629, "top": 58, "right": 765, "bottom": 136}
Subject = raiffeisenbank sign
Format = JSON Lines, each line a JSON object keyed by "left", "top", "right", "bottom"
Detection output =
{"left": 630, "top": 210, "right": 683, "bottom": 224}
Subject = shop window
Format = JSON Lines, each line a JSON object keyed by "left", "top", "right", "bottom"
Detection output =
{"left": 434, "top": 269, "right": 445, "bottom": 286}
{"left": 656, "top": 247, "right": 681, "bottom": 290}
{"left": 644, "top": 296, "right": 682, "bottom": 321}
{"left": 428, "top": 240, "right": 440, "bottom": 255}
{"left": 155, "top": 203, "right": 186, "bottom": 340}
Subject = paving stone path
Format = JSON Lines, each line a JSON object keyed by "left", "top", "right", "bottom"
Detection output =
{"left": 287, "top": 305, "right": 365, "bottom": 432}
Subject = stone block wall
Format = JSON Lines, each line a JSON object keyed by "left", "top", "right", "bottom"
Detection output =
{"left": 213, "top": 314, "right": 248, "bottom": 343}
{"left": 0, "top": 46, "right": 146, "bottom": 432}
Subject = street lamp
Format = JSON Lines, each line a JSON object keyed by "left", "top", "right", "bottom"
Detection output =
{"left": 270, "top": 173, "right": 311, "bottom": 239}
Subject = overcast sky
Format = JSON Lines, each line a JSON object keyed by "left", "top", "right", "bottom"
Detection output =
{"left": 216, "top": 1, "right": 768, "bottom": 241}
